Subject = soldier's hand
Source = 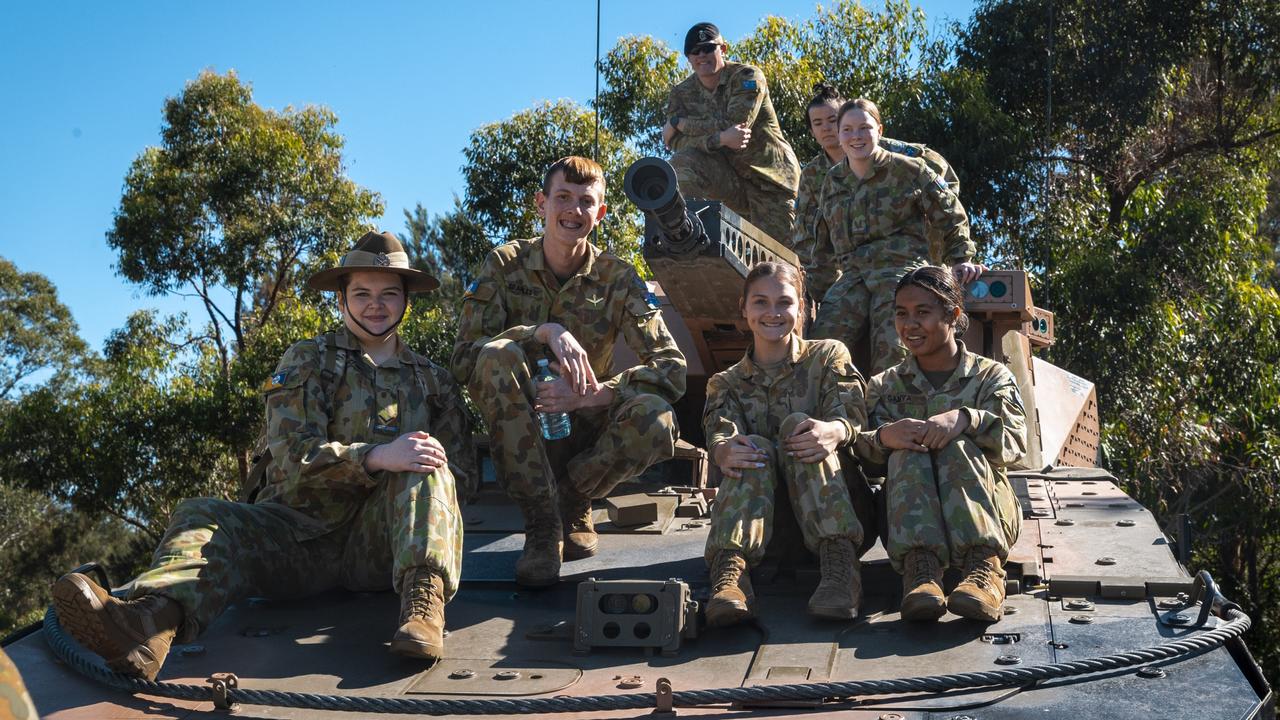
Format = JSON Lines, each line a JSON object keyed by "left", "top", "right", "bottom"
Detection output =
{"left": 712, "top": 435, "right": 768, "bottom": 479}
{"left": 952, "top": 262, "right": 987, "bottom": 286}
{"left": 783, "top": 418, "right": 844, "bottom": 463}
{"left": 536, "top": 323, "right": 600, "bottom": 396}
{"left": 920, "top": 409, "right": 969, "bottom": 449}
{"left": 878, "top": 419, "right": 931, "bottom": 452}
{"left": 719, "top": 124, "right": 751, "bottom": 151}
{"left": 662, "top": 122, "right": 677, "bottom": 148}
{"left": 366, "top": 431, "right": 448, "bottom": 474}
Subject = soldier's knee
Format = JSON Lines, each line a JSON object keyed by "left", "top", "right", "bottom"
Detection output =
{"left": 170, "top": 497, "right": 225, "bottom": 524}
{"left": 745, "top": 434, "right": 772, "bottom": 454}
{"left": 619, "top": 393, "right": 677, "bottom": 437}
{"left": 780, "top": 412, "right": 811, "bottom": 438}
{"left": 475, "top": 339, "right": 526, "bottom": 370}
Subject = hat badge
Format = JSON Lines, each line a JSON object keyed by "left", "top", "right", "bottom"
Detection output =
{"left": 699, "top": 29, "right": 712, "bottom": 41}
{"left": 375, "top": 252, "right": 391, "bottom": 267}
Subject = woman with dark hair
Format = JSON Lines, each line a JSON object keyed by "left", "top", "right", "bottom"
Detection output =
{"left": 811, "top": 98, "right": 984, "bottom": 375}
{"left": 792, "top": 86, "right": 960, "bottom": 305}
{"left": 702, "top": 261, "right": 868, "bottom": 626}
{"left": 858, "top": 265, "right": 1025, "bottom": 622}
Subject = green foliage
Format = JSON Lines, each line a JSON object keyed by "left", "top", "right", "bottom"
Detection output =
{"left": 0, "top": 258, "right": 87, "bottom": 398}
{"left": 108, "top": 69, "right": 382, "bottom": 369}
{"left": 401, "top": 198, "right": 492, "bottom": 295}
{"left": 460, "top": 99, "right": 644, "bottom": 269}
{"left": 595, "top": 36, "right": 684, "bottom": 156}
{"left": 0, "top": 481, "right": 144, "bottom": 640}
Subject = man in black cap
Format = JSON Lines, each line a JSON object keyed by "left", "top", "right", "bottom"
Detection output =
{"left": 662, "top": 21, "right": 801, "bottom": 245}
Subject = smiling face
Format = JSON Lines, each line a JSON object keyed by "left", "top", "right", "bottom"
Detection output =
{"left": 687, "top": 42, "right": 726, "bottom": 81}
{"left": 340, "top": 270, "right": 407, "bottom": 344}
{"left": 838, "top": 107, "right": 882, "bottom": 164}
{"left": 742, "top": 273, "right": 802, "bottom": 349}
{"left": 536, "top": 170, "right": 608, "bottom": 251}
{"left": 894, "top": 283, "right": 960, "bottom": 360}
{"left": 808, "top": 103, "right": 841, "bottom": 154}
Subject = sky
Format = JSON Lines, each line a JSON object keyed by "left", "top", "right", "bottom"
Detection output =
{"left": 0, "top": 1, "right": 974, "bottom": 352}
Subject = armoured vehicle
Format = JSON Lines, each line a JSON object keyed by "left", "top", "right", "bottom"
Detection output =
{"left": 3, "top": 158, "right": 1273, "bottom": 719}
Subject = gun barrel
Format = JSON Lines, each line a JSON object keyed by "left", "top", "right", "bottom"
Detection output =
{"left": 623, "top": 157, "right": 707, "bottom": 255}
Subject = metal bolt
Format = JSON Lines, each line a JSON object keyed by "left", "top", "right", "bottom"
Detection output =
{"left": 1167, "top": 614, "right": 1191, "bottom": 626}
{"left": 1096, "top": 557, "right": 1117, "bottom": 565}
{"left": 1070, "top": 615, "right": 1094, "bottom": 624}
{"left": 949, "top": 715, "right": 977, "bottom": 720}
{"left": 617, "top": 675, "right": 643, "bottom": 689}
{"left": 1176, "top": 592, "right": 1190, "bottom": 602}
{"left": 995, "top": 655, "right": 1022, "bottom": 665}
{"left": 1117, "top": 519, "right": 1136, "bottom": 527}
{"left": 1003, "top": 605, "right": 1020, "bottom": 615}
{"left": 1056, "top": 519, "right": 1075, "bottom": 526}
{"left": 494, "top": 670, "right": 521, "bottom": 680}
{"left": 1157, "top": 598, "right": 1184, "bottom": 609}
{"left": 1066, "top": 599, "right": 1094, "bottom": 610}
{"left": 879, "top": 714, "right": 904, "bottom": 720}
{"left": 449, "top": 669, "right": 476, "bottom": 680}
{"left": 1031, "top": 509, "right": 1051, "bottom": 517}
{"left": 1137, "top": 666, "right": 1167, "bottom": 679}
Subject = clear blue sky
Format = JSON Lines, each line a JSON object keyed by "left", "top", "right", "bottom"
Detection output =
{"left": 0, "top": 1, "right": 973, "bottom": 352}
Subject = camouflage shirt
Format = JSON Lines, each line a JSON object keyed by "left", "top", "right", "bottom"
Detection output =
{"left": 857, "top": 343, "right": 1027, "bottom": 475}
{"left": 814, "top": 148, "right": 974, "bottom": 280}
{"left": 451, "top": 237, "right": 686, "bottom": 405}
{"left": 704, "top": 337, "right": 867, "bottom": 452}
{"left": 666, "top": 61, "right": 800, "bottom": 193}
{"left": 795, "top": 139, "right": 960, "bottom": 299}
{"left": 258, "top": 329, "right": 477, "bottom": 534}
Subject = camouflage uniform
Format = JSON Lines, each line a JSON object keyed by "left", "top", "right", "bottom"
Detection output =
{"left": 131, "top": 329, "right": 474, "bottom": 642}
{"left": 793, "top": 139, "right": 960, "bottom": 301}
{"left": 0, "top": 647, "right": 38, "bottom": 720}
{"left": 451, "top": 238, "right": 685, "bottom": 517}
{"left": 666, "top": 62, "right": 801, "bottom": 244}
{"left": 704, "top": 337, "right": 867, "bottom": 565}
{"left": 857, "top": 344, "right": 1025, "bottom": 573}
{"left": 809, "top": 148, "right": 975, "bottom": 375}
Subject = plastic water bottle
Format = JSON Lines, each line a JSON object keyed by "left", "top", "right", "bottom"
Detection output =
{"left": 534, "top": 359, "right": 571, "bottom": 440}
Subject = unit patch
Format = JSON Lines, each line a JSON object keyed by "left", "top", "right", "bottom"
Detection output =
{"left": 262, "top": 370, "right": 290, "bottom": 392}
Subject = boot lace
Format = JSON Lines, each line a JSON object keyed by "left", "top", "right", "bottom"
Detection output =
{"left": 820, "top": 539, "right": 855, "bottom": 585}
{"left": 402, "top": 572, "right": 441, "bottom": 622}
{"left": 909, "top": 551, "right": 938, "bottom": 586}
{"left": 962, "top": 551, "right": 998, "bottom": 590}
{"left": 712, "top": 554, "right": 744, "bottom": 594}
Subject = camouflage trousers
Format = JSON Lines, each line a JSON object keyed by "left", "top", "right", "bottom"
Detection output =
{"left": 130, "top": 467, "right": 463, "bottom": 642}
{"left": 812, "top": 263, "right": 921, "bottom": 377}
{"left": 0, "top": 647, "right": 38, "bottom": 720}
{"left": 706, "top": 413, "right": 863, "bottom": 566}
{"left": 671, "top": 149, "right": 796, "bottom": 247}
{"left": 884, "top": 435, "right": 1021, "bottom": 573}
{"left": 469, "top": 339, "right": 678, "bottom": 518}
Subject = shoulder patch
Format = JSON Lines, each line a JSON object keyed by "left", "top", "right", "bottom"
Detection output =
{"left": 262, "top": 370, "right": 290, "bottom": 393}
{"left": 644, "top": 291, "right": 661, "bottom": 310}
{"left": 743, "top": 79, "right": 758, "bottom": 90}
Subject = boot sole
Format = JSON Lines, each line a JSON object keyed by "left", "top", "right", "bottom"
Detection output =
{"left": 807, "top": 604, "right": 858, "bottom": 620}
{"left": 52, "top": 575, "right": 154, "bottom": 679}
{"left": 705, "top": 599, "right": 753, "bottom": 627}
{"left": 947, "top": 593, "right": 1002, "bottom": 622}
{"left": 389, "top": 637, "right": 444, "bottom": 661}
{"left": 562, "top": 540, "right": 598, "bottom": 561}
{"left": 515, "top": 572, "right": 560, "bottom": 588}
{"left": 901, "top": 595, "right": 947, "bottom": 621}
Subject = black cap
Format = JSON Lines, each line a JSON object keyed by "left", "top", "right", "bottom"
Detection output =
{"left": 684, "top": 22, "right": 722, "bottom": 54}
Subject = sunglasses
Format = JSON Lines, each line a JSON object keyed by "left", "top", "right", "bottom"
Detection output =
{"left": 688, "top": 43, "right": 721, "bottom": 56}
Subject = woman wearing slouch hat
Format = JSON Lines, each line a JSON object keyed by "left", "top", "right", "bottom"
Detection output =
{"left": 52, "top": 231, "right": 475, "bottom": 679}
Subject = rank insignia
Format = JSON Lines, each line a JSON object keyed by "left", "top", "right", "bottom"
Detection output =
{"left": 586, "top": 294, "right": 604, "bottom": 308}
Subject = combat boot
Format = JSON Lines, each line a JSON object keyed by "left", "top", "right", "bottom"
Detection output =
{"left": 948, "top": 546, "right": 1007, "bottom": 622}
{"left": 515, "top": 509, "right": 563, "bottom": 587}
{"left": 705, "top": 551, "right": 754, "bottom": 627}
{"left": 900, "top": 549, "right": 946, "bottom": 621}
{"left": 51, "top": 572, "right": 182, "bottom": 681}
{"left": 560, "top": 489, "right": 598, "bottom": 560}
{"left": 807, "top": 537, "right": 861, "bottom": 619}
{"left": 390, "top": 567, "right": 446, "bottom": 660}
